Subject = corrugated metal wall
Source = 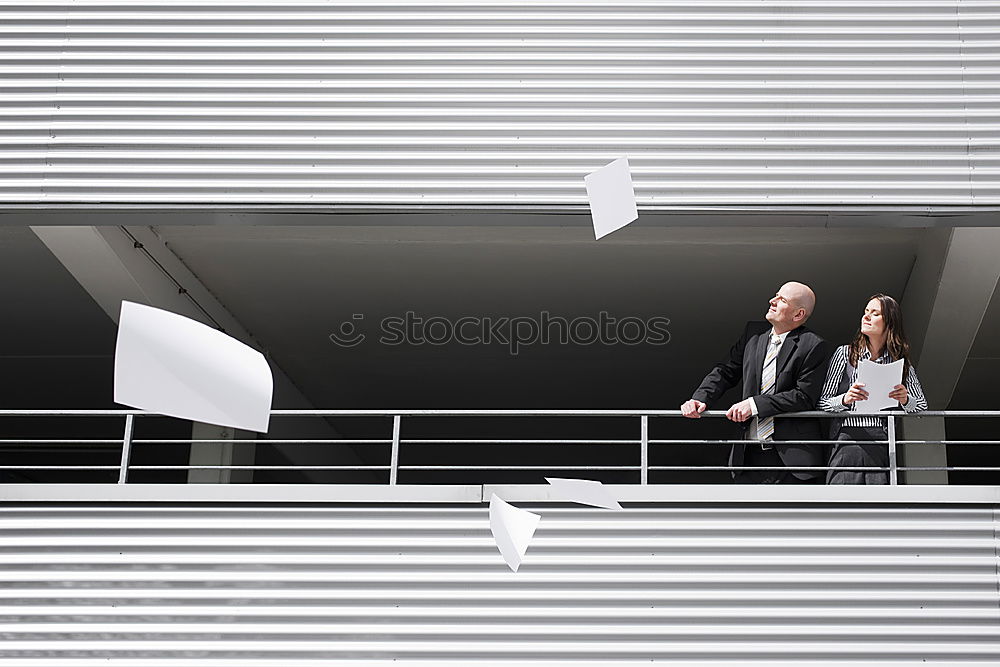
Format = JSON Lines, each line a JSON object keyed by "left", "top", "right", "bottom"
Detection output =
{"left": 0, "top": 503, "right": 997, "bottom": 664}
{"left": 1, "top": 1, "right": 997, "bottom": 207}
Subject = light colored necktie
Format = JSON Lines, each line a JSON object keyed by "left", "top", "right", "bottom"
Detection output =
{"left": 757, "top": 335, "right": 782, "bottom": 440}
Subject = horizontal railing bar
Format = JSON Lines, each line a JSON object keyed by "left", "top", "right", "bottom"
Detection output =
{"left": 399, "top": 439, "right": 639, "bottom": 445}
{"left": 2, "top": 409, "right": 1000, "bottom": 418}
{"left": 9, "top": 465, "right": 1000, "bottom": 472}
{"left": 119, "top": 466, "right": 426, "bottom": 472}
{"left": 649, "top": 439, "right": 857, "bottom": 445}
{"left": 14, "top": 438, "right": 1000, "bottom": 447}
{"left": 0, "top": 440, "right": 123, "bottom": 444}
{"left": 131, "top": 439, "right": 392, "bottom": 445}
{"left": 645, "top": 466, "right": 1000, "bottom": 472}
{"left": 399, "top": 465, "right": 640, "bottom": 470}
{"left": 0, "top": 410, "right": 145, "bottom": 416}
{"left": 0, "top": 466, "right": 391, "bottom": 472}
{"left": 11, "top": 439, "right": 1000, "bottom": 447}
{"left": 12, "top": 465, "right": 986, "bottom": 472}
{"left": 650, "top": 466, "right": 878, "bottom": 471}
{"left": 908, "top": 412, "right": 1000, "bottom": 418}
{"left": 899, "top": 466, "right": 1000, "bottom": 471}
{"left": 291, "top": 410, "right": 1000, "bottom": 418}
{"left": 896, "top": 440, "right": 1000, "bottom": 445}
{"left": 0, "top": 466, "right": 120, "bottom": 470}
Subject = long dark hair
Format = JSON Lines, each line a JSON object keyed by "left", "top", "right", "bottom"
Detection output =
{"left": 848, "top": 293, "right": 911, "bottom": 382}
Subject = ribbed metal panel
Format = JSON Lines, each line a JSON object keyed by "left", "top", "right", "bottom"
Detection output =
{"left": 0, "top": 1, "right": 997, "bottom": 208}
{"left": 0, "top": 504, "right": 997, "bottom": 664}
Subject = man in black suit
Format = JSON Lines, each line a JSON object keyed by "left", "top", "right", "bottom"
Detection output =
{"left": 681, "top": 282, "right": 832, "bottom": 483}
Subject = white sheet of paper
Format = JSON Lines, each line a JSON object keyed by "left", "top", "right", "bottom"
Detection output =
{"left": 488, "top": 494, "right": 540, "bottom": 572}
{"left": 854, "top": 358, "right": 904, "bottom": 414}
{"left": 545, "top": 477, "right": 622, "bottom": 510}
{"left": 584, "top": 157, "right": 638, "bottom": 240}
{"left": 114, "top": 301, "right": 274, "bottom": 433}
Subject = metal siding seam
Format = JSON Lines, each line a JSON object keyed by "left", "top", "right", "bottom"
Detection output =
{"left": 994, "top": 504, "right": 1000, "bottom": 621}
{"left": 957, "top": 0, "right": 974, "bottom": 206}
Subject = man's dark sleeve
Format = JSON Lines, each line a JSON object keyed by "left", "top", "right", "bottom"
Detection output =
{"left": 754, "top": 337, "right": 833, "bottom": 418}
{"left": 690, "top": 322, "right": 755, "bottom": 408}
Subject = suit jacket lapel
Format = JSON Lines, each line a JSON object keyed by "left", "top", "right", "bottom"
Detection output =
{"left": 751, "top": 329, "right": 769, "bottom": 392}
{"left": 775, "top": 328, "right": 800, "bottom": 376}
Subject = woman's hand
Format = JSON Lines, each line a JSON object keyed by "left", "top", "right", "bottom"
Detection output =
{"left": 888, "top": 383, "right": 909, "bottom": 406}
{"left": 842, "top": 382, "right": 869, "bottom": 406}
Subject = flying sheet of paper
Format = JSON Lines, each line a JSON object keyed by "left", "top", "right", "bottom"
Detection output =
{"left": 488, "top": 494, "right": 540, "bottom": 572}
{"left": 545, "top": 477, "right": 622, "bottom": 510}
{"left": 854, "top": 358, "right": 904, "bottom": 414}
{"left": 114, "top": 301, "right": 273, "bottom": 433}
{"left": 584, "top": 157, "right": 638, "bottom": 240}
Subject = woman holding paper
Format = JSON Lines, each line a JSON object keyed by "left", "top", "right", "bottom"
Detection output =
{"left": 819, "top": 294, "right": 927, "bottom": 484}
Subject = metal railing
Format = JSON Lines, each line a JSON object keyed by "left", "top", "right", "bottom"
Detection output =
{"left": 0, "top": 409, "right": 997, "bottom": 485}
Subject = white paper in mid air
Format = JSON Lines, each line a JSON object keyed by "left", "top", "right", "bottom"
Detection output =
{"left": 488, "top": 494, "right": 540, "bottom": 572}
{"left": 545, "top": 477, "right": 622, "bottom": 510}
{"left": 114, "top": 301, "right": 274, "bottom": 433}
{"left": 854, "top": 358, "right": 904, "bottom": 414}
{"left": 584, "top": 157, "right": 639, "bottom": 240}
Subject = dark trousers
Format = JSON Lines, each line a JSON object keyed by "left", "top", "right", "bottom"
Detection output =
{"left": 733, "top": 442, "right": 821, "bottom": 484}
{"left": 827, "top": 426, "right": 889, "bottom": 485}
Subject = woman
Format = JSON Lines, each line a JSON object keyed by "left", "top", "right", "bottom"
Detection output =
{"left": 819, "top": 294, "right": 927, "bottom": 484}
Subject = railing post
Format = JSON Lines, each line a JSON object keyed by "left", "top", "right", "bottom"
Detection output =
{"left": 640, "top": 415, "right": 649, "bottom": 485}
{"left": 389, "top": 415, "right": 401, "bottom": 485}
{"left": 118, "top": 414, "right": 135, "bottom": 484}
{"left": 888, "top": 415, "right": 898, "bottom": 486}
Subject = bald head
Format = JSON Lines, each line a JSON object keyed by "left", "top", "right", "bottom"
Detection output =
{"left": 782, "top": 281, "right": 816, "bottom": 320}
{"left": 766, "top": 281, "right": 816, "bottom": 333}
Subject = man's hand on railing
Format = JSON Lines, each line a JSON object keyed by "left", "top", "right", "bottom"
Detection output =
{"left": 681, "top": 399, "right": 707, "bottom": 418}
{"left": 726, "top": 400, "right": 754, "bottom": 423}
